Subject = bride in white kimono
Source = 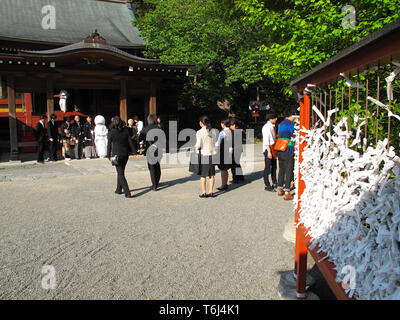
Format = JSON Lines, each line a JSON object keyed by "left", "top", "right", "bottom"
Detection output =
{"left": 94, "top": 115, "right": 108, "bottom": 158}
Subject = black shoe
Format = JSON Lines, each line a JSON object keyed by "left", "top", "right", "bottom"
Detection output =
{"left": 217, "top": 185, "right": 228, "bottom": 191}
{"left": 199, "top": 193, "right": 208, "bottom": 198}
{"left": 206, "top": 193, "right": 215, "bottom": 198}
{"left": 265, "top": 186, "right": 275, "bottom": 192}
{"left": 125, "top": 194, "right": 134, "bottom": 198}
{"left": 115, "top": 190, "right": 123, "bottom": 195}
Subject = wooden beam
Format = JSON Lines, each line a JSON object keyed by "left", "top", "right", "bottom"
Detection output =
{"left": 46, "top": 78, "right": 54, "bottom": 120}
{"left": 7, "top": 76, "right": 19, "bottom": 161}
{"left": 120, "top": 79, "right": 127, "bottom": 123}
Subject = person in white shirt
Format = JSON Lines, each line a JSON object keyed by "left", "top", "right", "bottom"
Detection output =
{"left": 215, "top": 118, "right": 233, "bottom": 191}
{"left": 262, "top": 113, "right": 278, "bottom": 191}
{"left": 133, "top": 115, "right": 144, "bottom": 154}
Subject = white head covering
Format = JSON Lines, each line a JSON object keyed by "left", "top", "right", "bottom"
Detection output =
{"left": 94, "top": 115, "right": 105, "bottom": 125}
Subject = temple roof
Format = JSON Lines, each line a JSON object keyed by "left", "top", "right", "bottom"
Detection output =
{"left": 0, "top": 0, "right": 145, "bottom": 48}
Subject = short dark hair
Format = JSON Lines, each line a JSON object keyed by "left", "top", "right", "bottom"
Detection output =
{"left": 40, "top": 114, "right": 46, "bottom": 120}
{"left": 265, "top": 113, "right": 277, "bottom": 121}
{"left": 110, "top": 115, "right": 124, "bottom": 131}
{"left": 284, "top": 108, "right": 298, "bottom": 117}
{"left": 50, "top": 113, "right": 56, "bottom": 119}
{"left": 221, "top": 118, "right": 231, "bottom": 127}
{"left": 199, "top": 115, "right": 212, "bottom": 130}
{"left": 147, "top": 114, "right": 157, "bottom": 125}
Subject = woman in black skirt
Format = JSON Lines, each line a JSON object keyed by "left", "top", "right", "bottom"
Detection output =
{"left": 107, "top": 116, "right": 138, "bottom": 198}
{"left": 215, "top": 118, "right": 233, "bottom": 191}
{"left": 195, "top": 116, "right": 219, "bottom": 198}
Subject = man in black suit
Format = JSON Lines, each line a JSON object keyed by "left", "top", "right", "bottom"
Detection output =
{"left": 71, "top": 115, "right": 84, "bottom": 159}
{"left": 138, "top": 114, "right": 164, "bottom": 191}
{"left": 34, "top": 114, "right": 47, "bottom": 163}
{"left": 47, "top": 113, "right": 59, "bottom": 161}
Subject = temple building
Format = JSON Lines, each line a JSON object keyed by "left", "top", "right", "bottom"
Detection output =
{"left": 0, "top": 0, "right": 191, "bottom": 160}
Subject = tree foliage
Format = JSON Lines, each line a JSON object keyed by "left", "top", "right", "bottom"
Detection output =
{"left": 132, "top": 0, "right": 400, "bottom": 116}
{"left": 236, "top": 0, "right": 400, "bottom": 94}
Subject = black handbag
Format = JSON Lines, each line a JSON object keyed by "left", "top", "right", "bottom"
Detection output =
{"left": 111, "top": 155, "right": 119, "bottom": 166}
{"left": 189, "top": 150, "right": 201, "bottom": 174}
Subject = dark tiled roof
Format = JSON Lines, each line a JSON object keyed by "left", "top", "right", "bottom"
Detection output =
{"left": 20, "top": 41, "right": 160, "bottom": 63}
{"left": 0, "top": 0, "right": 145, "bottom": 47}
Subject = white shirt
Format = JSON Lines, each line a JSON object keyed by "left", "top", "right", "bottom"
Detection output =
{"left": 262, "top": 121, "right": 276, "bottom": 152}
{"left": 195, "top": 127, "right": 218, "bottom": 156}
{"left": 136, "top": 121, "right": 143, "bottom": 133}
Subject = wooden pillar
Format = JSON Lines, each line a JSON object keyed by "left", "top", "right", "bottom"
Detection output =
{"left": 120, "top": 79, "right": 127, "bottom": 123}
{"left": 7, "top": 76, "right": 19, "bottom": 161}
{"left": 24, "top": 93, "right": 33, "bottom": 128}
{"left": 294, "top": 92, "right": 311, "bottom": 299}
{"left": 46, "top": 78, "right": 54, "bottom": 120}
{"left": 149, "top": 80, "right": 157, "bottom": 115}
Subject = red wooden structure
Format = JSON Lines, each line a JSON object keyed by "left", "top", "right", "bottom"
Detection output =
{"left": 290, "top": 18, "right": 400, "bottom": 299}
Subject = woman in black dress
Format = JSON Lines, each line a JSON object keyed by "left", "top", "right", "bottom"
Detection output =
{"left": 215, "top": 118, "right": 233, "bottom": 191}
{"left": 107, "top": 116, "right": 138, "bottom": 198}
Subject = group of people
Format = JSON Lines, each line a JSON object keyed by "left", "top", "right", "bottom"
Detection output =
{"left": 34, "top": 114, "right": 146, "bottom": 163}
{"left": 106, "top": 114, "right": 163, "bottom": 198}
{"left": 193, "top": 116, "right": 245, "bottom": 198}
{"left": 106, "top": 114, "right": 245, "bottom": 199}
{"left": 262, "top": 111, "right": 297, "bottom": 200}
{"left": 34, "top": 111, "right": 297, "bottom": 200}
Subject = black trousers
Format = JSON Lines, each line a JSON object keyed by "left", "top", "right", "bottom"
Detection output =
{"left": 147, "top": 161, "right": 161, "bottom": 188}
{"left": 37, "top": 140, "right": 45, "bottom": 162}
{"left": 49, "top": 140, "right": 58, "bottom": 160}
{"left": 73, "top": 142, "right": 83, "bottom": 159}
{"left": 263, "top": 150, "right": 277, "bottom": 187}
{"left": 115, "top": 156, "right": 130, "bottom": 195}
{"left": 231, "top": 163, "right": 244, "bottom": 181}
{"left": 277, "top": 153, "right": 294, "bottom": 192}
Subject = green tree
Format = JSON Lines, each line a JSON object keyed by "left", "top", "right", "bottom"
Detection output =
{"left": 132, "top": 0, "right": 294, "bottom": 119}
{"left": 132, "top": 0, "right": 400, "bottom": 119}
{"left": 236, "top": 0, "right": 400, "bottom": 94}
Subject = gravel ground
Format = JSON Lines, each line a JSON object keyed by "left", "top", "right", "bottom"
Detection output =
{"left": 0, "top": 146, "right": 301, "bottom": 300}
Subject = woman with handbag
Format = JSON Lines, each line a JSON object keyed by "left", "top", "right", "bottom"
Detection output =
{"left": 195, "top": 116, "right": 219, "bottom": 198}
{"left": 107, "top": 116, "right": 138, "bottom": 198}
{"left": 276, "top": 112, "right": 296, "bottom": 200}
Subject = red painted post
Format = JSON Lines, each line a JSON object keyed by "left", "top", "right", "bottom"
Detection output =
{"left": 25, "top": 93, "right": 32, "bottom": 128}
{"left": 294, "top": 92, "right": 311, "bottom": 299}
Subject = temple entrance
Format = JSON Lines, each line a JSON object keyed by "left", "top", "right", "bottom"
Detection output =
{"left": 34, "top": 89, "right": 144, "bottom": 124}
{"left": 75, "top": 89, "right": 119, "bottom": 123}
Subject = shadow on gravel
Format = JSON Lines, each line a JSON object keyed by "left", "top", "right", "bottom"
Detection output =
{"left": 129, "top": 170, "right": 265, "bottom": 198}
{"left": 276, "top": 265, "right": 337, "bottom": 300}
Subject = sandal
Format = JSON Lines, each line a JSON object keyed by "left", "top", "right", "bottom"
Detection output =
{"left": 199, "top": 193, "right": 208, "bottom": 198}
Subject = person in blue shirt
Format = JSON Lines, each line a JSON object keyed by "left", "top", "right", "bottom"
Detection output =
{"left": 276, "top": 111, "right": 297, "bottom": 200}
